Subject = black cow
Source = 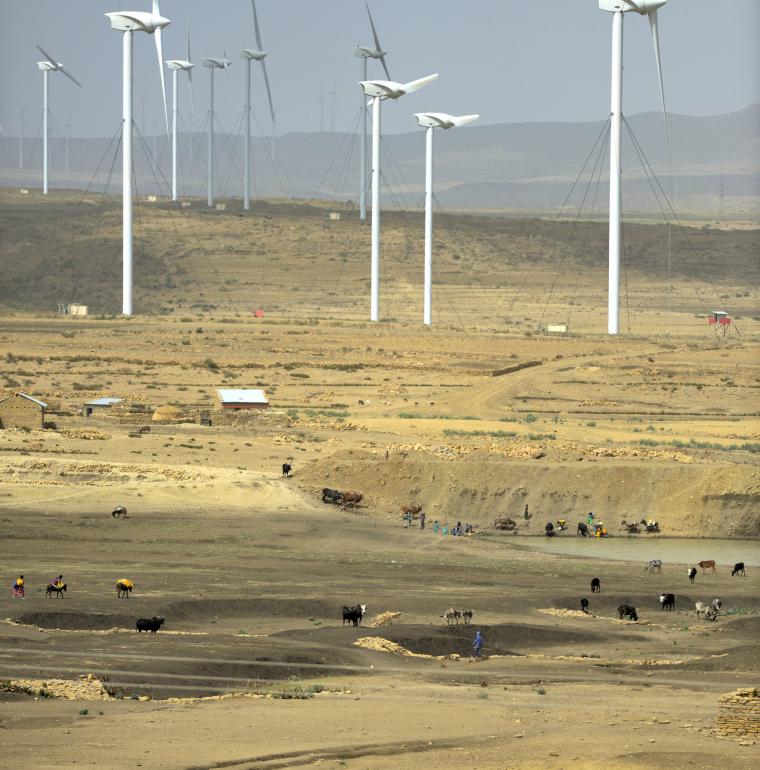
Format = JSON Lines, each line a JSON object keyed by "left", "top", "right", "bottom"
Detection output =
{"left": 591, "top": 577, "right": 601, "bottom": 594}
{"left": 282, "top": 462, "right": 292, "bottom": 478}
{"left": 580, "top": 598, "right": 590, "bottom": 614}
{"left": 618, "top": 605, "right": 638, "bottom": 621}
{"left": 136, "top": 616, "right": 164, "bottom": 633}
{"left": 687, "top": 567, "right": 697, "bottom": 583}
{"left": 659, "top": 593, "right": 675, "bottom": 611}
{"left": 341, "top": 603, "right": 366, "bottom": 627}
{"left": 577, "top": 522, "right": 590, "bottom": 537}
{"left": 45, "top": 583, "right": 67, "bottom": 598}
{"left": 322, "top": 488, "right": 343, "bottom": 505}
{"left": 731, "top": 562, "right": 746, "bottom": 577}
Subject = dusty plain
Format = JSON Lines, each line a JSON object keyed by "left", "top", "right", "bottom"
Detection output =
{"left": 0, "top": 189, "right": 758, "bottom": 769}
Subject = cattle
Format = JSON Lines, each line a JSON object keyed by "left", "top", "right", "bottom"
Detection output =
{"left": 618, "top": 605, "right": 638, "bottom": 621}
{"left": 340, "top": 491, "right": 363, "bottom": 507}
{"left": 282, "top": 462, "right": 292, "bottom": 478}
{"left": 442, "top": 608, "right": 461, "bottom": 625}
{"left": 711, "top": 598, "right": 722, "bottom": 615}
{"left": 461, "top": 609, "right": 473, "bottom": 624}
{"left": 400, "top": 504, "right": 422, "bottom": 517}
{"left": 341, "top": 604, "right": 366, "bottom": 627}
{"left": 591, "top": 577, "right": 601, "bottom": 594}
{"left": 580, "top": 598, "right": 590, "bottom": 614}
{"left": 731, "top": 562, "right": 746, "bottom": 577}
{"left": 687, "top": 567, "right": 697, "bottom": 583}
{"left": 577, "top": 522, "right": 590, "bottom": 537}
{"left": 645, "top": 559, "right": 663, "bottom": 574}
{"left": 112, "top": 506, "right": 128, "bottom": 518}
{"left": 45, "top": 583, "right": 67, "bottom": 598}
{"left": 322, "top": 488, "right": 343, "bottom": 505}
{"left": 695, "top": 602, "right": 717, "bottom": 621}
{"left": 698, "top": 560, "right": 716, "bottom": 574}
{"left": 136, "top": 617, "right": 164, "bottom": 633}
{"left": 116, "top": 581, "right": 133, "bottom": 599}
{"left": 659, "top": 593, "right": 675, "bottom": 611}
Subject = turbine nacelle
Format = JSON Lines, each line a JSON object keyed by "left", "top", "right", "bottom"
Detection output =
{"left": 105, "top": 11, "right": 169, "bottom": 33}
{"left": 166, "top": 59, "right": 194, "bottom": 71}
{"left": 360, "top": 74, "right": 438, "bottom": 101}
{"left": 599, "top": 0, "right": 666, "bottom": 12}
{"left": 202, "top": 57, "right": 231, "bottom": 70}
{"left": 240, "top": 48, "right": 267, "bottom": 61}
{"left": 353, "top": 46, "right": 385, "bottom": 60}
{"left": 37, "top": 61, "right": 62, "bottom": 72}
{"left": 414, "top": 112, "right": 479, "bottom": 130}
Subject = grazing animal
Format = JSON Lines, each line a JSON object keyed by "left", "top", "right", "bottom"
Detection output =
{"left": 731, "top": 562, "right": 745, "bottom": 577}
{"left": 659, "top": 593, "right": 675, "bottom": 611}
{"left": 591, "top": 577, "right": 601, "bottom": 593}
{"left": 340, "top": 491, "right": 363, "bottom": 507}
{"left": 341, "top": 604, "right": 366, "bottom": 627}
{"left": 711, "top": 598, "right": 722, "bottom": 614}
{"left": 645, "top": 559, "right": 663, "bottom": 574}
{"left": 322, "top": 488, "right": 343, "bottom": 505}
{"left": 618, "top": 605, "right": 638, "bottom": 621}
{"left": 695, "top": 602, "right": 717, "bottom": 621}
{"left": 442, "top": 608, "right": 462, "bottom": 625}
{"left": 687, "top": 567, "right": 697, "bottom": 583}
{"left": 116, "top": 581, "right": 133, "bottom": 599}
{"left": 136, "top": 616, "right": 164, "bottom": 633}
{"left": 698, "top": 560, "right": 716, "bottom": 574}
{"left": 461, "top": 609, "right": 473, "bottom": 624}
{"left": 577, "top": 522, "right": 590, "bottom": 537}
{"left": 400, "top": 504, "right": 422, "bottom": 517}
{"left": 281, "top": 462, "right": 292, "bottom": 478}
{"left": 45, "top": 583, "right": 67, "bottom": 598}
{"left": 112, "top": 506, "right": 128, "bottom": 518}
{"left": 580, "top": 598, "right": 590, "bottom": 614}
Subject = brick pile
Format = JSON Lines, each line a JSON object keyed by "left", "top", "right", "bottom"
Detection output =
{"left": 716, "top": 688, "right": 760, "bottom": 737}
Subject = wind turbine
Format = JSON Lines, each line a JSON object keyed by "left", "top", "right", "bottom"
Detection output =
{"left": 413, "top": 112, "right": 479, "bottom": 327}
{"left": 359, "top": 73, "right": 438, "bottom": 322}
{"left": 105, "top": 1, "right": 170, "bottom": 317}
{"left": 600, "top": 0, "right": 668, "bottom": 335}
{"left": 166, "top": 27, "right": 194, "bottom": 202}
{"left": 35, "top": 46, "right": 82, "bottom": 195}
{"left": 201, "top": 55, "right": 231, "bottom": 208}
{"left": 240, "top": 0, "right": 275, "bottom": 211}
{"left": 353, "top": 3, "right": 390, "bottom": 223}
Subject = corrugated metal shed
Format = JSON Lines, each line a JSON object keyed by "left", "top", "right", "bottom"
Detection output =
{"left": 217, "top": 389, "right": 269, "bottom": 408}
{"left": 16, "top": 393, "right": 48, "bottom": 408}
{"left": 85, "top": 397, "right": 123, "bottom": 407}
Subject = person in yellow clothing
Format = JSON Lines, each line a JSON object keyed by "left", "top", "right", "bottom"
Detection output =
{"left": 12, "top": 574, "right": 25, "bottom": 598}
{"left": 117, "top": 578, "right": 134, "bottom": 597}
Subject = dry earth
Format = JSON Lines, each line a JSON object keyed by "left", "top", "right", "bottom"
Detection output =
{"left": 0, "top": 190, "right": 758, "bottom": 769}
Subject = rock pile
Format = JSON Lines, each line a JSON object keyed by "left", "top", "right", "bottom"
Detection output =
{"left": 4, "top": 674, "right": 112, "bottom": 701}
{"left": 716, "top": 688, "right": 760, "bottom": 738}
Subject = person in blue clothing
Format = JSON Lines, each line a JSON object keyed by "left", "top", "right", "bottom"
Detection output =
{"left": 472, "top": 630, "right": 484, "bottom": 658}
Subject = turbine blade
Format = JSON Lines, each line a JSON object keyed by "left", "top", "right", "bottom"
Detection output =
{"left": 401, "top": 73, "right": 438, "bottom": 95}
{"left": 260, "top": 59, "right": 276, "bottom": 124}
{"left": 451, "top": 114, "right": 479, "bottom": 127}
{"left": 153, "top": 0, "right": 160, "bottom": 17}
{"left": 36, "top": 44, "right": 60, "bottom": 68}
{"left": 649, "top": 9, "right": 669, "bottom": 142}
{"left": 378, "top": 53, "right": 391, "bottom": 81}
{"left": 60, "top": 67, "right": 82, "bottom": 88}
{"left": 252, "top": 0, "right": 264, "bottom": 51}
{"left": 187, "top": 26, "right": 194, "bottom": 112}
{"left": 366, "top": 4, "right": 391, "bottom": 79}
{"left": 155, "top": 27, "right": 169, "bottom": 134}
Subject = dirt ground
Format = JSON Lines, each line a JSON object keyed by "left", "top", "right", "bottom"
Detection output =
{"left": 0, "top": 191, "right": 758, "bottom": 768}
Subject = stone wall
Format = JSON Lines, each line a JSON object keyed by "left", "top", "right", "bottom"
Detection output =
{"left": 716, "top": 688, "right": 760, "bottom": 738}
{"left": 0, "top": 394, "right": 44, "bottom": 430}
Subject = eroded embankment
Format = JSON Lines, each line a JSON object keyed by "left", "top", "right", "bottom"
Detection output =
{"left": 299, "top": 449, "right": 760, "bottom": 538}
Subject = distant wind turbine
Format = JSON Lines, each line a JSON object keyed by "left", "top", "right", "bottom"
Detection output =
{"left": 413, "top": 112, "right": 479, "bottom": 327}
{"left": 600, "top": 0, "right": 668, "bottom": 334}
{"left": 353, "top": 3, "right": 390, "bottom": 223}
{"left": 166, "top": 26, "right": 194, "bottom": 202}
{"left": 105, "top": 0, "right": 170, "bottom": 316}
{"left": 35, "top": 45, "right": 82, "bottom": 195}
{"left": 240, "top": 0, "right": 276, "bottom": 211}
{"left": 359, "top": 73, "right": 438, "bottom": 322}
{"left": 201, "top": 55, "right": 231, "bottom": 208}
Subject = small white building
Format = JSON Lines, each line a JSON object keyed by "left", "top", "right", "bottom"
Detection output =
{"left": 216, "top": 389, "right": 269, "bottom": 410}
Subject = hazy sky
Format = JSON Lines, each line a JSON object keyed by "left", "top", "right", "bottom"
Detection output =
{"left": 1, "top": 0, "right": 758, "bottom": 139}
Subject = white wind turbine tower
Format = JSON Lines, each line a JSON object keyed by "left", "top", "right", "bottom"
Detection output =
{"left": 240, "top": 0, "right": 276, "bottom": 211}
{"left": 35, "top": 46, "right": 82, "bottom": 195}
{"left": 201, "top": 55, "right": 231, "bottom": 208}
{"left": 166, "top": 27, "right": 194, "bottom": 202}
{"left": 353, "top": 3, "right": 391, "bottom": 223}
{"left": 105, "top": 1, "right": 170, "bottom": 317}
{"left": 413, "top": 112, "right": 479, "bottom": 327}
{"left": 600, "top": 0, "right": 668, "bottom": 335}
{"left": 359, "top": 74, "right": 438, "bottom": 322}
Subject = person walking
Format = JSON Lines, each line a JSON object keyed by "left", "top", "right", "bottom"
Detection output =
{"left": 12, "top": 574, "right": 25, "bottom": 598}
{"left": 472, "top": 630, "right": 484, "bottom": 658}
{"left": 524, "top": 504, "right": 530, "bottom": 520}
{"left": 419, "top": 512, "right": 426, "bottom": 530}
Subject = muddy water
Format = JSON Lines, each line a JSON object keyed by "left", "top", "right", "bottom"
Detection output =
{"left": 518, "top": 536, "right": 760, "bottom": 567}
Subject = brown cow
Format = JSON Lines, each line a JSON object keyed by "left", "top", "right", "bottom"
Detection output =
{"left": 699, "top": 560, "right": 716, "bottom": 574}
{"left": 400, "top": 504, "right": 422, "bottom": 517}
{"left": 341, "top": 491, "right": 363, "bottom": 507}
